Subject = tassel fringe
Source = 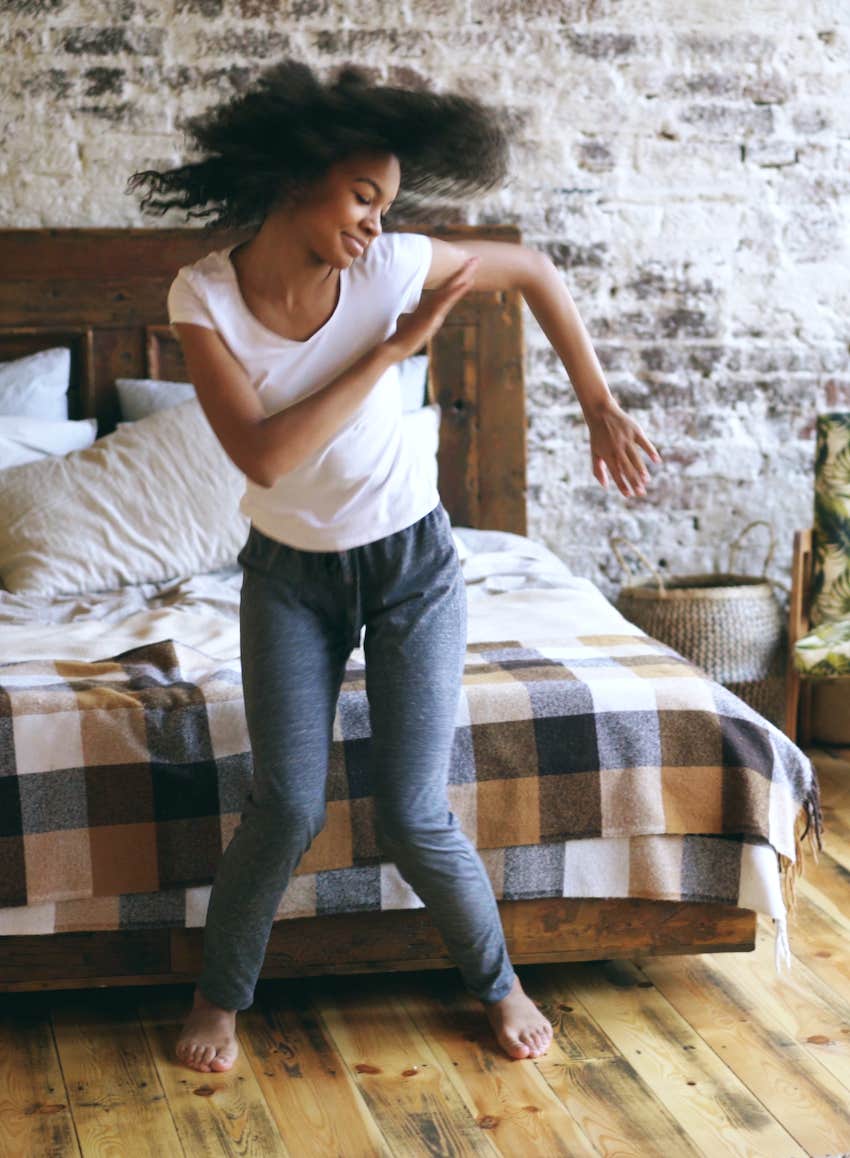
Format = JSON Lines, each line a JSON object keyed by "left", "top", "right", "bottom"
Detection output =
{"left": 777, "top": 758, "right": 825, "bottom": 924}
{"left": 774, "top": 915, "right": 792, "bottom": 973}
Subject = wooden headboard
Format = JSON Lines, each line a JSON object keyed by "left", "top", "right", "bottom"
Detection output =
{"left": 0, "top": 224, "right": 527, "bottom": 535}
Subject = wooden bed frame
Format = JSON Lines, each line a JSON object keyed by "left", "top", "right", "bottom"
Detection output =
{"left": 0, "top": 226, "right": 755, "bottom": 995}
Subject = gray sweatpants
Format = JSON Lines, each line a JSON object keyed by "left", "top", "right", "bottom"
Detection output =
{"left": 197, "top": 500, "right": 517, "bottom": 1011}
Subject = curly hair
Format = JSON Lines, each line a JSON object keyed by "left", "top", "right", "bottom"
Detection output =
{"left": 126, "top": 59, "right": 515, "bottom": 230}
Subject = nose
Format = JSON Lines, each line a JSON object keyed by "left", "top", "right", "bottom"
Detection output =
{"left": 362, "top": 208, "right": 382, "bottom": 238}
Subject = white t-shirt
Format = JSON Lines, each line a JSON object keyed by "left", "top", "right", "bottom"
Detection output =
{"left": 167, "top": 230, "right": 437, "bottom": 551}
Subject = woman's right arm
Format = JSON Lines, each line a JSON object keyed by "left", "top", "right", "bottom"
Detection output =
{"left": 174, "top": 324, "right": 397, "bottom": 488}
{"left": 173, "top": 255, "right": 479, "bottom": 489}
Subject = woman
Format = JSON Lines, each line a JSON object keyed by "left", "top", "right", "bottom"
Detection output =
{"left": 128, "top": 59, "right": 661, "bottom": 1075}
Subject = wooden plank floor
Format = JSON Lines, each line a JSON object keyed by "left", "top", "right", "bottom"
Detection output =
{"left": 1, "top": 745, "right": 848, "bottom": 1158}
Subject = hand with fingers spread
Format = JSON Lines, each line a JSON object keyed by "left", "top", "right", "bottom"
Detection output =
{"left": 384, "top": 256, "right": 480, "bottom": 363}
{"left": 587, "top": 398, "right": 662, "bottom": 498}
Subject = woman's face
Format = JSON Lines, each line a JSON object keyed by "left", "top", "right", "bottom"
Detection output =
{"left": 290, "top": 151, "right": 402, "bottom": 267}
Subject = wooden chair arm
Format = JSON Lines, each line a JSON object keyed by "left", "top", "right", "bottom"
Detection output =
{"left": 788, "top": 526, "right": 814, "bottom": 647}
{"left": 785, "top": 526, "right": 814, "bottom": 743}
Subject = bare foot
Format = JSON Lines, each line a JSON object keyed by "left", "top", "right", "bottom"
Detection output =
{"left": 176, "top": 986, "right": 240, "bottom": 1073}
{"left": 483, "top": 973, "right": 553, "bottom": 1060}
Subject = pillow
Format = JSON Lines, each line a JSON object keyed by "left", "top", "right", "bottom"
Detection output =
{"left": 398, "top": 354, "right": 429, "bottom": 412}
{"left": 116, "top": 377, "right": 196, "bottom": 421}
{"left": 0, "top": 397, "right": 248, "bottom": 597}
{"left": 0, "top": 347, "right": 71, "bottom": 419}
{"left": 0, "top": 415, "right": 98, "bottom": 470}
{"left": 116, "top": 354, "right": 430, "bottom": 421}
{"left": 401, "top": 402, "right": 441, "bottom": 498}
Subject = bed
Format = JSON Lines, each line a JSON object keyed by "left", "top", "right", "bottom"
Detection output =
{"left": 0, "top": 225, "right": 823, "bottom": 995}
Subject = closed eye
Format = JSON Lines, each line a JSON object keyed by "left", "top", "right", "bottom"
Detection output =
{"left": 355, "top": 192, "right": 392, "bottom": 218}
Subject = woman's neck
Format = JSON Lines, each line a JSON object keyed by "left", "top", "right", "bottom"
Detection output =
{"left": 232, "top": 217, "right": 338, "bottom": 311}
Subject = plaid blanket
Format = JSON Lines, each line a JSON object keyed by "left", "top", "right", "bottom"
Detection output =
{"left": 0, "top": 633, "right": 822, "bottom": 943}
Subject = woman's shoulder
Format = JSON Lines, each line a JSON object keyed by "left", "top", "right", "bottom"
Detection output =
{"left": 358, "top": 231, "right": 432, "bottom": 280}
{"left": 173, "top": 245, "right": 232, "bottom": 288}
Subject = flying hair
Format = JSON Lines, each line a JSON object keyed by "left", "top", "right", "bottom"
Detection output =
{"left": 126, "top": 59, "right": 516, "bottom": 230}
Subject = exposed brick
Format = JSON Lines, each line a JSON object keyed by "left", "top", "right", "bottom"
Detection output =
{"left": 665, "top": 72, "right": 743, "bottom": 99}
{"left": 194, "top": 64, "right": 255, "bottom": 92}
{"left": 314, "top": 28, "right": 404, "bottom": 54}
{"left": 659, "top": 309, "right": 718, "bottom": 340}
{"left": 386, "top": 64, "right": 431, "bottom": 90}
{"left": 57, "top": 25, "right": 165, "bottom": 55}
{"left": 4, "top": 0, "right": 845, "bottom": 597}
{"left": 469, "top": 0, "right": 598, "bottom": 19}
{"left": 576, "top": 139, "right": 616, "bottom": 172}
{"left": 19, "top": 68, "right": 74, "bottom": 98}
{"left": 175, "top": 0, "right": 224, "bottom": 14}
{"left": 199, "top": 28, "right": 291, "bottom": 57}
{"left": 744, "top": 75, "right": 792, "bottom": 104}
{"left": 237, "top": 0, "right": 330, "bottom": 15}
{"left": 540, "top": 241, "right": 607, "bottom": 269}
{"left": 76, "top": 101, "right": 134, "bottom": 123}
{"left": 567, "top": 31, "right": 638, "bottom": 58}
{"left": 678, "top": 31, "right": 776, "bottom": 59}
{"left": 679, "top": 103, "right": 775, "bottom": 134}
{"left": 0, "top": 26, "right": 45, "bottom": 53}
{"left": 0, "top": 0, "right": 65, "bottom": 12}
{"left": 83, "top": 67, "right": 125, "bottom": 97}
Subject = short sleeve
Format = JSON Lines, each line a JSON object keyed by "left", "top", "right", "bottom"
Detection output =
{"left": 167, "top": 267, "right": 217, "bottom": 333}
{"left": 385, "top": 232, "right": 433, "bottom": 315}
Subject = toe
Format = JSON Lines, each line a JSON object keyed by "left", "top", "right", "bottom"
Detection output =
{"left": 506, "top": 1037, "right": 531, "bottom": 1059}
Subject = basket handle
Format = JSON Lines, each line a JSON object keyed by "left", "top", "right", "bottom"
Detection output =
{"left": 609, "top": 536, "right": 667, "bottom": 595}
{"left": 728, "top": 519, "right": 776, "bottom": 577}
{"left": 611, "top": 530, "right": 790, "bottom": 599}
{"left": 766, "top": 576, "right": 791, "bottom": 597}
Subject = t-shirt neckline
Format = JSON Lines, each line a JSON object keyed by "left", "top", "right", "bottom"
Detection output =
{"left": 222, "top": 242, "right": 346, "bottom": 346}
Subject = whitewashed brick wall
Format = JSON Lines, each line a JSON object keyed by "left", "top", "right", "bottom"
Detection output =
{"left": 3, "top": 0, "right": 848, "bottom": 605}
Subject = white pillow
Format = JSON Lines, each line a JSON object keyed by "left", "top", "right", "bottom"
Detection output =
{"left": 0, "top": 347, "right": 71, "bottom": 419}
{"left": 0, "top": 397, "right": 248, "bottom": 597}
{"left": 116, "top": 377, "right": 196, "bottom": 421}
{"left": 401, "top": 402, "right": 441, "bottom": 497}
{"left": 0, "top": 415, "right": 98, "bottom": 470}
{"left": 116, "top": 355, "right": 430, "bottom": 421}
{"left": 399, "top": 355, "right": 429, "bottom": 412}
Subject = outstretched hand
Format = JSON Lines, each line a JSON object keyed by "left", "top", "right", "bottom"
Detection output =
{"left": 386, "top": 256, "right": 480, "bottom": 363}
{"left": 587, "top": 399, "right": 662, "bottom": 497}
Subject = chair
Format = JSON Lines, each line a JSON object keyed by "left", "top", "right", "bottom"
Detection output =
{"left": 785, "top": 412, "right": 850, "bottom": 745}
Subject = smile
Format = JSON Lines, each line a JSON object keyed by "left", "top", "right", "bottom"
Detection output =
{"left": 342, "top": 233, "right": 365, "bottom": 256}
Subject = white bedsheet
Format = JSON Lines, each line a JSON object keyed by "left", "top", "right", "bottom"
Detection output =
{"left": 0, "top": 527, "right": 643, "bottom": 664}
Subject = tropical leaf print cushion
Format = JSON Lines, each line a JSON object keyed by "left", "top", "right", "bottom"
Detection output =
{"left": 810, "top": 412, "right": 850, "bottom": 627}
{"left": 793, "top": 615, "right": 850, "bottom": 676}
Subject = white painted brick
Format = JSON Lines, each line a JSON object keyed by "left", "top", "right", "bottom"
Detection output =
{"left": 1, "top": 0, "right": 847, "bottom": 602}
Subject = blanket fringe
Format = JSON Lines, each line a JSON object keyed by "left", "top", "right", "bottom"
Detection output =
{"left": 774, "top": 915, "right": 792, "bottom": 974}
{"left": 778, "top": 766, "right": 825, "bottom": 923}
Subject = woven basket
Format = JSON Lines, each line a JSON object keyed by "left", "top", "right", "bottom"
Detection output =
{"left": 610, "top": 520, "right": 791, "bottom": 728}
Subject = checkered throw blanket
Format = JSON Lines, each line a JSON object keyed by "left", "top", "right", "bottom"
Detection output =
{"left": 0, "top": 631, "right": 822, "bottom": 933}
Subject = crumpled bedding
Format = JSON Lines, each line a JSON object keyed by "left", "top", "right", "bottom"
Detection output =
{"left": 0, "top": 526, "right": 822, "bottom": 974}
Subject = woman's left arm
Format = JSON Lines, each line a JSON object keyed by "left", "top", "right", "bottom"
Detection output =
{"left": 424, "top": 236, "right": 663, "bottom": 499}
